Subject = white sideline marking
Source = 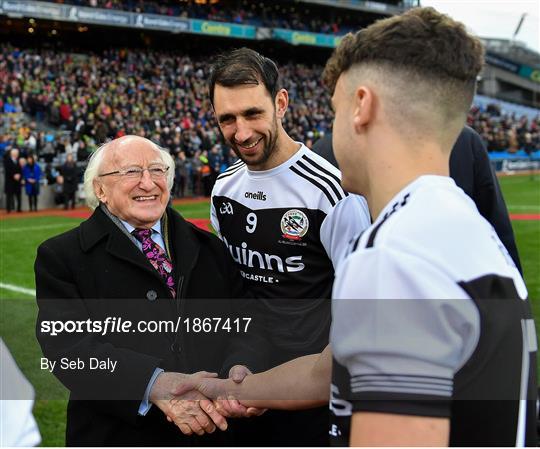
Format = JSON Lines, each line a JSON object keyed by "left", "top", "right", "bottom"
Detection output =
{"left": 0, "top": 223, "right": 74, "bottom": 233}
{"left": 0, "top": 283, "right": 36, "bottom": 297}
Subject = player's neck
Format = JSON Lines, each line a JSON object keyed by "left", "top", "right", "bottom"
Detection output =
{"left": 250, "top": 132, "right": 301, "bottom": 171}
{"left": 367, "top": 141, "right": 449, "bottom": 220}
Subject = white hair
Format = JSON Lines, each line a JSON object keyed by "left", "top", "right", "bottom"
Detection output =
{"left": 84, "top": 138, "right": 176, "bottom": 210}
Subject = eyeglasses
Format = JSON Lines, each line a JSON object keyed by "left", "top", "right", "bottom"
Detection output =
{"left": 98, "top": 165, "right": 169, "bottom": 180}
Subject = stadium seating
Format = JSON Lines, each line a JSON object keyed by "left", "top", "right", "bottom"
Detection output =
{"left": 1, "top": 43, "right": 539, "bottom": 200}
{"left": 40, "top": 0, "right": 372, "bottom": 35}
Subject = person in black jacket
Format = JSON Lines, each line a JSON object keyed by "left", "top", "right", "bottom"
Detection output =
{"left": 312, "top": 126, "right": 522, "bottom": 272}
{"left": 35, "top": 136, "right": 265, "bottom": 446}
{"left": 4, "top": 148, "right": 22, "bottom": 213}
{"left": 59, "top": 153, "right": 78, "bottom": 210}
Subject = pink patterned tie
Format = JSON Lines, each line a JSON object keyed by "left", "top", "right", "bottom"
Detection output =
{"left": 132, "top": 229, "right": 176, "bottom": 298}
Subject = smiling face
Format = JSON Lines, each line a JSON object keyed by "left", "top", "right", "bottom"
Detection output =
{"left": 94, "top": 136, "right": 169, "bottom": 229}
{"left": 213, "top": 83, "right": 283, "bottom": 171}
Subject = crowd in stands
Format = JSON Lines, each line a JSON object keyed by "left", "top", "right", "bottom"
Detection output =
{"left": 46, "top": 0, "right": 374, "bottom": 35}
{"left": 468, "top": 103, "right": 540, "bottom": 154}
{"left": 1, "top": 43, "right": 539, "bottom": 210}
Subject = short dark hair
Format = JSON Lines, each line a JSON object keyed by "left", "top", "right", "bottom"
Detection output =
{"left": 323, "top": 7, "right": 484, "bottom": 95}
{"left": 208, "top": 48, "right": 280, "bottom": 105}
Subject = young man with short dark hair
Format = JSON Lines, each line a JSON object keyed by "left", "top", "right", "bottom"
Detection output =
{"left": 325, "top": 7, "right": 537, "bottom": 446}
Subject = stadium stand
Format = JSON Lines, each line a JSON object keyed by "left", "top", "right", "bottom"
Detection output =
{"left": 39, "top": 0, "right": 383, "bottom": 35}
{"left": 1, "top": 0, "right": 538, "bottom": 208}
{"left": 0, "top": 44, "right": 337, "bottom": 197}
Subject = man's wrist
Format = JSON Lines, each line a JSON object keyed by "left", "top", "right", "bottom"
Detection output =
{"left": 140, "top": 367, "right": 164, "bottom": 415}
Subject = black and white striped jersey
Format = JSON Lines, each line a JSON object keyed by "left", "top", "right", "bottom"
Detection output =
{"left": 211, "top": 144, "right": 371, "bottom": 359}
{"left": 330, "top": 175, "right": 537, "bottom": 446}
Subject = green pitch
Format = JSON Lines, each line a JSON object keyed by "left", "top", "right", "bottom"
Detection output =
{"left": 0, "top": 178, "right": 539, "bottom": 446}
{"left": 498, "top": 175, "right": 540, "bottom": 321}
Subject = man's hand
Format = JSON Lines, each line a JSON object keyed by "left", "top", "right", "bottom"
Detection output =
{"left": 170, "top": 369, "right": 267, "bottom": 419}
{"left": 191, "top": 366, "right": 266, "bottom": 418}
{"left": 214, "top": 396, "right": 267, "bottom": 419}
{"left": 214, "top": 365, "right": 251, "bottom": 418}
{"left": 149, "top": 371, "right": 227, "bottom": 435}
{"left": 167, "top": 389, "right": 228, "bottom": 435}
{"left": 229, "top": 364, "right": 251, "bottom": 383}
{"left": 216, "top": 366, "right": 266, "bottom": 418}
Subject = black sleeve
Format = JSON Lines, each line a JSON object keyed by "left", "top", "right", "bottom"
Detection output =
{"left": 469, "top": 130, "right": 523, "bottom": 273}
{"left": 450, "top": 127, "right": 522, "bottom": 273}
{"left": 312, "top": 133, "right": 338, "bottom": 168}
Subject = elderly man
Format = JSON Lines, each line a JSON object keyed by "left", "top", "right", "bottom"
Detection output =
{"left": 35, "top": 135, "right": 263, "bottom": 446}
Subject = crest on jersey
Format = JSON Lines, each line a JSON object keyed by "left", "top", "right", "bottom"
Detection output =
{"left": 281, "top": 209, "right": 309, "bottom": 241}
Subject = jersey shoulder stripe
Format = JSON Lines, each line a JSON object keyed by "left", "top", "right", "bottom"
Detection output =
{"left": 365, "top": 193, "right": 410, "bottom": 249}
{"left": 289, "top": 165, "right": 337, "bottom": 207}
{"left": 216, "top": 162, "right": 246, "bottom": 181}
{"left": 301, "top": 154, "right": 349, "bottom": 198}
{"left": 296, "top": 159, "right": 346, "bottom": 203}
{"left": 351, "top": 231, "right": 365, "bottom": 253}
{"left": 224, "top": 159, "right": 244, "bottom": 172}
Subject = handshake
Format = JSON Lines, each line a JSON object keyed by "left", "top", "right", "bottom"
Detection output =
{"left": 149, "top": 365, "right": 265, "bottom": 436}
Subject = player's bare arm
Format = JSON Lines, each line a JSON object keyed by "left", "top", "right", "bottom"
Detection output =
{"left": 175, "top": 345, "right": 331, "bottom": 410}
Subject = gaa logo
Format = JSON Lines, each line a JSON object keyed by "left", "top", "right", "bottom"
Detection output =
{"left": 281, "top": 209, "right": 309, "bottom": 241}
{"left": 220, "top": 202, "right": 233, "bottom": 214}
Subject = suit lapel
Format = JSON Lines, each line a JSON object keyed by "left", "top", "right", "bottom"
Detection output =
{"left": 106, "top": 230, "right": 164, "bottom": 282}
{"left": 79, "top": 207, "right": 169, "bottom": 284}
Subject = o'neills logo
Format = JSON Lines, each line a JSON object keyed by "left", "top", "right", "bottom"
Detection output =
{"left": 281, "top": 209, "right": 309, "bottom": 241}
{"left": 245, "top": 191, "right": 267, "bottom": 201}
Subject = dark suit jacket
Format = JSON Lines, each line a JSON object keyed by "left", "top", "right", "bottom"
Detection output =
{"left": 449, "top": 126, "right": 522, "bottom": 273}
{"left": 60, "top": 162, "right": 78, "bottom": 195}
{"left": 4, "top": 154, "right": 22, "bottom": 194}
{"left": 35, "top": 206, "right": 265, "bottom": 446}
{"left": 312, "top": 127, "right": 522, "bottom": 272}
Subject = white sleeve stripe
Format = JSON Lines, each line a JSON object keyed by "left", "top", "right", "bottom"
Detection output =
{"left": 351, "top": 374, "right": 452, "bottom": 386}
{"left": 351, "top": 384, "right": 453, "bottom": 396}
{"left": 352, "top": 381, "right": 452, "bottom": 392}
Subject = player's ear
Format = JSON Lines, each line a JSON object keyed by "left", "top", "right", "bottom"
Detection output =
{"left": 275, "top": 89, "right": 289, "bottom": 119}
{"left": 353, "top": 86, "right": 373, "bottom": 133}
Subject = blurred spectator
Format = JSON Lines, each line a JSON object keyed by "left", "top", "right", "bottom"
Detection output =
{"left": 59, "top": 153, "right": 78, "bottom": 209}
{"left": 208, "top": 144, "right": 224, "bottom": 189}
{"left": 4, "top": 148, "right": 22, "bottom": 213}
{"left": 174, "top": 151, "right": 188, "bottom": 198}
{"left": 199, "top": 150, "right": 212, "bottom": 197}
{"left": 22, "top": 154, "right": 42, "bottom": 212}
